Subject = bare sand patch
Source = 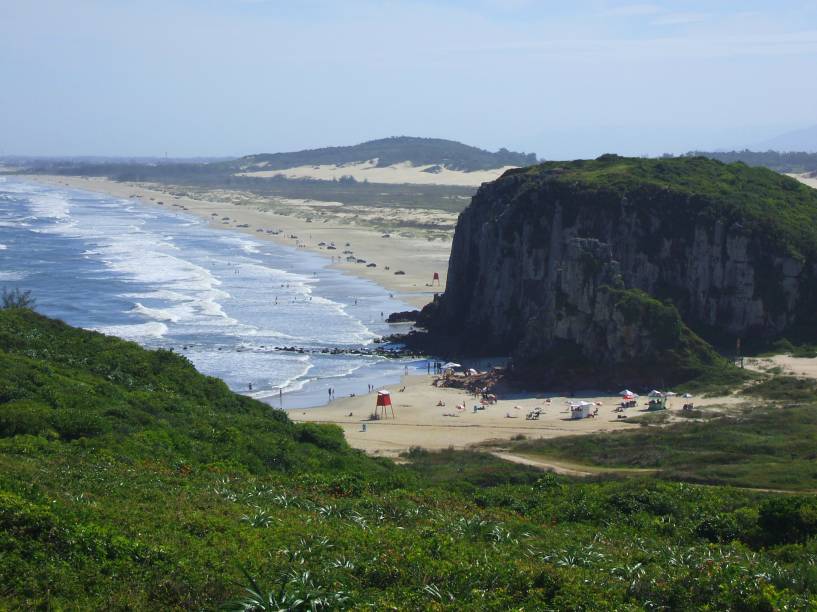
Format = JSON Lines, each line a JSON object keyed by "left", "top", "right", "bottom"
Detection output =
{"left": 790, "top": 172, "right": 817, "bottom": 190}
{"left": 746, "top": 355, "right": 817, "bottom": 380}
{"left": 237, "top": 160, "right": 516, "bottom": 187}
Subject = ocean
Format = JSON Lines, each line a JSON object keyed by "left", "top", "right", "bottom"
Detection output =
{"left": 0, "top": 176, "right": 426, "bottom": 409}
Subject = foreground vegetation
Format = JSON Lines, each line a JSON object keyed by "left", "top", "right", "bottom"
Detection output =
{"left": 3, "top": 309, "right": 817, "bottom": 609}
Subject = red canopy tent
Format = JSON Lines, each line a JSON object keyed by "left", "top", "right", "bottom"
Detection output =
{"left": 375, "top": 390, "right": 395, "bottom": 419}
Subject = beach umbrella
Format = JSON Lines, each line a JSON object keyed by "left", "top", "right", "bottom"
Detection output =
{"left": 683, "top": 393, "right": 693, "bottom": 398}
{"left": 665, "top": 391, "right": 677, "bottom": 397}
{"left": 619, "top": 389, "right": 635, "bottom": 397}
{"left": 442, "top": 362, "right": 461, "bottom": 370}
{"left": 647, "top": 389, "right": 663, "bottom": 398}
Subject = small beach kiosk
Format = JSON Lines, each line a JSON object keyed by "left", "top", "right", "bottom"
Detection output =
{"left": 646, "top": 390, "right": 668, "bottom": 411}
{"left": 375, "top": 390, "right": 395, "bottom": 419}
{"left": 569, "top": 401, "right": 593, "bottom": 420}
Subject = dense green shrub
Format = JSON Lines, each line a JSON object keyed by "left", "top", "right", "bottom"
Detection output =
{"left": 758, "top": 497, "right": 817, "bottom": 545}
{"left": 0, "top": 400, "right": 52, "bottom": 437}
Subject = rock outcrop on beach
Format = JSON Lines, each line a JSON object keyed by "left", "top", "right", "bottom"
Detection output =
{"left": 420, "top": 155, "right": 817, "bottom": 386}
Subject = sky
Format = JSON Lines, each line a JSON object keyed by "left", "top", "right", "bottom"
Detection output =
{"left": 1, "top": 0, "right": 816, "bottom": 159}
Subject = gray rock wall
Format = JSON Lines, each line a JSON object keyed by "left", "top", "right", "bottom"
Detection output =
{"left": 430, "top": 173, "right": 815, "bottom": 356}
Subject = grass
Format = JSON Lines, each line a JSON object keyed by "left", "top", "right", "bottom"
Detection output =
{"left": 507, "top": 396, "right": 817, "bottom": 491}
{"left": 746, "top": 376, "right": 817, "bottom": 402}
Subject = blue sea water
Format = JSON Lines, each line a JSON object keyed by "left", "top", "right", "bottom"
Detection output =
{"left": 0, "top": 176, "right": 426, "bottom": 409}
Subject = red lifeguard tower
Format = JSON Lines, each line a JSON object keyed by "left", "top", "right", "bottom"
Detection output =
{"left": 432, "top": 272, "right": 440, "bottom": 287}
{"left": 375, "top": 390, "right": 395, "bottom": 419}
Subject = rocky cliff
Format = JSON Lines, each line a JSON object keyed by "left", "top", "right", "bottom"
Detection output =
{"left": 422, "top": 155, "right": 817, "bottom": 386}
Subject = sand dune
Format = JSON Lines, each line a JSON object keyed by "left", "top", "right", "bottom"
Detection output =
{"left": 790, "top": 172, "right": 817, "bottom": 190}
{"left": 238, "top": 160, "right": 517, "bottom": 187}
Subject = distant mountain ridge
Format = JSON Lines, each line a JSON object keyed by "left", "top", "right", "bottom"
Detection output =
{"left": 756, "top": 125, "right": 817, "bottom": 153}
{"left": 685, "top": 150, "right": 817, "bottom": 174}
{"left": 237, "top": 136, "right": 537, "bottom": 172}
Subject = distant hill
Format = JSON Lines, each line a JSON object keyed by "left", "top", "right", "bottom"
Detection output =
{"left": 237, "top": 136, "right": 537, "bottom": 172}
{"left": 756, "top": 125, "right": 817, "bottom": 153}
{"left": 682, "top": 150, "right": 817, "bottom": 175}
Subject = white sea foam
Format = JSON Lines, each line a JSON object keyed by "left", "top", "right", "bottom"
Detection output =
{"left": 0, "top": 271, "right": 27, "bottom": 281}
{"left": 92, "top": 321, "right": 168, "bottom": 340}
{"left": 0, "top": 244, "right": 7, "bottom": 250}
{"left": 27, "top": 192, "right": 71, "bottom": 220}
{"left": 121, "top": 289, "right": 199, "bottom": 302}
{"left": 130, "top": 302, "right": 194, "bottom": 323}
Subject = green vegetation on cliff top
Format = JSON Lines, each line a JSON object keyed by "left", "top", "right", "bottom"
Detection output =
{"left": 511, "top": 155, "right": 817, "bottom": 259}
{"left": 4, "top": 308, "right": 817, "bottom": 609}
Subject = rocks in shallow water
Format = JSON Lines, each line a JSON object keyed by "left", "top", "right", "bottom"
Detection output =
{"left": 386, "top": 310, "right": 421, "bottom": 323}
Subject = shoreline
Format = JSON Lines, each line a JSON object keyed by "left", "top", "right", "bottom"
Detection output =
{"left": 24, "top": 174, "right": 451, "bottom": 309}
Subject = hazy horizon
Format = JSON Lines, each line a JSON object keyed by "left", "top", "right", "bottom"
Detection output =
{"left": 2, "top": 0, "right": 816, "bottom": 159}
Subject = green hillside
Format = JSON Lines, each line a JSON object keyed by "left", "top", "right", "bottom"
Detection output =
{"left": 3, "top": 308, "right": 817, "bottom": 609}
{"left": 240, "top": 136, "right": 537, "bottom": 172}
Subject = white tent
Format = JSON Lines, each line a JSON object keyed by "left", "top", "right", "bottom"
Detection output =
{"left": 665, "top": 392, "right": 677, "bottom": 397}
{"left": 619, "top": 389, "right": 639, "bottom": 397}
{"left": 647, "top": 389, "right": 664, "bottom": 398}
{"left": 442, "top": 362, "right": 461, "bottom": 370}
{"left": 682, "top": 393, "right": 693, "bottom": 399}
{"left": 569, "top": 401, "right": 593, "bottom": 419}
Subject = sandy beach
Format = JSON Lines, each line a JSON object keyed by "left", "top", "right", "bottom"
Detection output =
{"left": 238, "top": 160, "right": 516, "bottom": 187}
{"left": 29, "top": 175, "right": 453, "bottom": 309}
{"left": 290, "top": 373, "right": 747, "bottom": 458}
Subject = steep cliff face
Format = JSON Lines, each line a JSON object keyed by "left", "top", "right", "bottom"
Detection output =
{"left": 425, "top": 156, "right": 817, "bottom": 383}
